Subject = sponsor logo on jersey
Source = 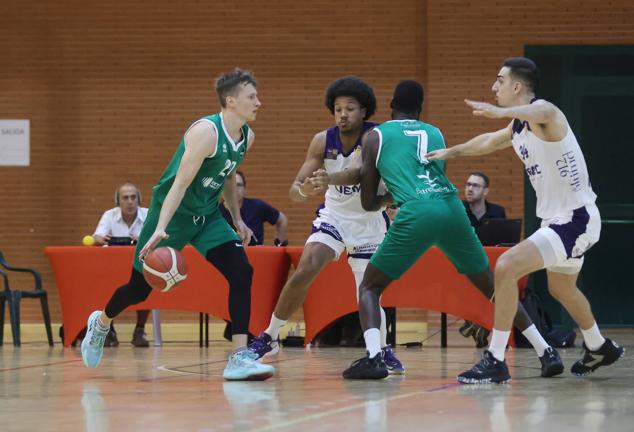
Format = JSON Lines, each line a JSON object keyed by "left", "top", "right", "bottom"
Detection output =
{"left": 416, "top": 186, "right": 453, "bottom": 194}
{"left": 415, "top": 171, "right": 452, "bottom": 194}
{"left": 525, "top": 164, "right": 542, "bottom": 177}
{"left": 202, "top": 177, "right": 222, "bottom": 189}
{"left": 334, "top": 185, "right": 360, "bottom": 195}
{"left": 325, "top": 148, "right": 339, "bottom": 160}
{"left": 416, "top": 172, "right": 438, "bottom": 186}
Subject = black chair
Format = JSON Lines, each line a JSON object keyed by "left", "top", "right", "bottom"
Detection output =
{"left": 0, "top": 251, "right": 54, "bottom": 346}
{"left": 0, "top": 268, "right": 13, "bottom": 345}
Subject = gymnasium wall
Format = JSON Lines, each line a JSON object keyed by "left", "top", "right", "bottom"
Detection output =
{"left": 1, "top": 0, "right": 632, "bottom": 324}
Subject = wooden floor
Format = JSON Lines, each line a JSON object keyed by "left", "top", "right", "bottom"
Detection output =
{"left": 1, "top": 329, "right": 633, "bottom": 432}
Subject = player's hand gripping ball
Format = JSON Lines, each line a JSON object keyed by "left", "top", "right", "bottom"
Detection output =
{"left": 142, "top": 247, "right": 188, "bottom": 292}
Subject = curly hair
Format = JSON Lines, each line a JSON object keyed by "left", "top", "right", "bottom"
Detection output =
{"left": 324, "top": 76, "right": 376, "bottom": 120}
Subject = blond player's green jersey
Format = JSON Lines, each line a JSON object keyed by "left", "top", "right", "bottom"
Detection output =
{"left": 152, "top": 113, "right": 249, "bottom": 216}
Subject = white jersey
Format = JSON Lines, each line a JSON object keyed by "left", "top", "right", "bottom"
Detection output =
{"left": 321, "top": 122, "right": 385, "bottom": 221}
{"left": 511, "top": 119, "right": 596, "bottom": 220}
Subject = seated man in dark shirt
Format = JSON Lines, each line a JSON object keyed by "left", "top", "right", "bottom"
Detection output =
{"left": 219, "top": 170, "right": 288, "bottom": 246}
{"left": 460, "top": 172, "right": 506, "bottom": 347}
{"left": 463, "top": 171, "right": 506, "bottom": 227}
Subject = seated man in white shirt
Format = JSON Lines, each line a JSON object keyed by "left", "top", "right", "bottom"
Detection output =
{"left": 93, "top": 182, "right": 151, "bottom": 347}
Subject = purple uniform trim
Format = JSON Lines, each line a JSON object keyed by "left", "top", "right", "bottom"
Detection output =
{"left": 382, "top": 210, "right": 391, "bottom": 230}
{"left": 548, "top": 206, "right": 591, "bottom": 258}
{"left": 323, "top": 121, "right": 377, "bottom": 159}
{"left": 512, "top": 118, "right": 531, "bottom": 135}
{"left": 512, "top": 98, "right": 537, "bottom": 135}
{"left": 348, "top": 252, "right": 373, "bottom": 259}
{"left": 310, "top": 222, "right": 344, "bottom": 242}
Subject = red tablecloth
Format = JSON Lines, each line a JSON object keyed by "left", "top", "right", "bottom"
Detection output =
{"left": 45, "top": 246, "right": 290, "bottom": 346}
{"left": 46, "top": 245, "right": 525, "bottom": 347}
{"left": 286, "top": 246, "right": 526, "bottom": 343}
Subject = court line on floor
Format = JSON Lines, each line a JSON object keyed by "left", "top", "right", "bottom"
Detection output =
{"left": 153, "top": 358, "right": 299, "bottom": 380}
{"left": 247, "top": 382, "right": 461, "bottom": 432}
{"left": 0, "top": 359, "right": 82, "bottom": 372}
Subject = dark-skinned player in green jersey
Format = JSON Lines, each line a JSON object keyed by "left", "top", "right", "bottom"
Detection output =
{"left": 312, "top": 80, "right": 563, "bottom": 380}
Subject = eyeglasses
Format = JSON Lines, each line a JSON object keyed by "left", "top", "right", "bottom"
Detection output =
{"left": 465, "top": 182, "right": 484, "bottom": 189}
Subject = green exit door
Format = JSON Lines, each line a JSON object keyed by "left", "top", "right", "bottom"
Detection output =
{"left": 524, "top": 45, "right": 634, "bottom": 326}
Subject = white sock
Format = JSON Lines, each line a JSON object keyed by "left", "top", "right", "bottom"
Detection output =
{"left": 364, "top": 328, "right": 382, "bottom": 358}
{"left": 96, "top": 313, "right": 110, "bottom": 332}
{"left": 488, "top": 329, "right": 511, "bottom": 361}
{"left": 581, "top": 322, "right": 605, "bottom": 351}
{"left": 522, "top": 324, "right": 550, "bottom": 357}
{"left": 353, "top": 269, "right": 388, "bottom": 349}
{"left": 265, "top": 313, "right": 286, "bottom": 340}
{"left": 379, "top": 307, "right": 387, "bottom": 348}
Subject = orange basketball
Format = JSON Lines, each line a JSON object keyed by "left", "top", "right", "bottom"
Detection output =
{"left": 142, "top": 246, "right": 188, "bottom": 292}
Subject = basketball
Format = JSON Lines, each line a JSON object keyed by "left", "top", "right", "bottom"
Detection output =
{"left": 142, "top": 246, "right": 188, "bottom": 292}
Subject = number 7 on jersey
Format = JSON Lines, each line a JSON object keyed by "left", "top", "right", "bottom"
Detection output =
{"left": 404, "top": 130, "right": 429, "bottom": 164}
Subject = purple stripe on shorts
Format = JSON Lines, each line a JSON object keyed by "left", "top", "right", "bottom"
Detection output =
{"left": 548, "top": 206, "right": 590, "bottom": 258}
{"left": 348, "top": 252, "right": 373, "bottom": 260}
{"left": 311, "top": 222, "right": 344, "bottom": 242}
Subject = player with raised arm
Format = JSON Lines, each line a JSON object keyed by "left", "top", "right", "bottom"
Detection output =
{"left": 427, "top": 57, "right": 624, "bottom": 383}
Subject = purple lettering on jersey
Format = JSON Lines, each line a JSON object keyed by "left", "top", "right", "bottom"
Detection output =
{"left": 334, "top": 185, "right": 361, "bottom": 195}
{"left": 525, "top": 164, "right": 541, "bottom": 176}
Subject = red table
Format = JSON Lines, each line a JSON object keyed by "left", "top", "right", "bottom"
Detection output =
{"left": 286, "top": 246, "right": 526, "bottom": 344}
{"left": 47, "top": 245, "right": 525, "bottom": 347}
{"left": 45, "top": 246, "right": 290, "bottom": 347}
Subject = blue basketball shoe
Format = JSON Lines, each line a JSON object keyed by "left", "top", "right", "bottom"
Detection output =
{"left": 382, "top": 346, "right": 405, "bottom": 374}
{"left": 247, "top": 332, "right": 280, "bottom": 359}
{"left": 223, "top": 349, "right": 275, "bottom": 381}
{"left": 81, "top": 311, "right": 109, "bottom": 368}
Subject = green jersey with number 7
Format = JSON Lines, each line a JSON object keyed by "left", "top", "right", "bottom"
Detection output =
{"left": 374, "top": 119, "right": 457, "bottom": 206}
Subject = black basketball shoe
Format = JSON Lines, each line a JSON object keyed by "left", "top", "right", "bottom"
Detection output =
{"left": 458, "top": 350, "right": 511, "bottom": 384}
{"left": 539, "top": 347, "right": 564, "bottom": 377}
{"left": 571, "top": 338, "right": 625, "bottom": 376}
{"left": 343, "top": 352, "right": 389, "bottom": 380}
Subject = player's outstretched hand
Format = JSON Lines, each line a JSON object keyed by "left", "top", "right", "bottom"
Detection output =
{"left": 139, "top": 230, "right": 169, "bottom": 262}
{"left": 426, "top": 149, "right": 452, "bottom": 161}
{"left": 234, "top": 220, "right": 253, "bottom": 245}
{"left": 310, "top": 169, "right": 330, "bottom": 189}
{"left": 465, "top": 99, "right": 504, "bottom": 118}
